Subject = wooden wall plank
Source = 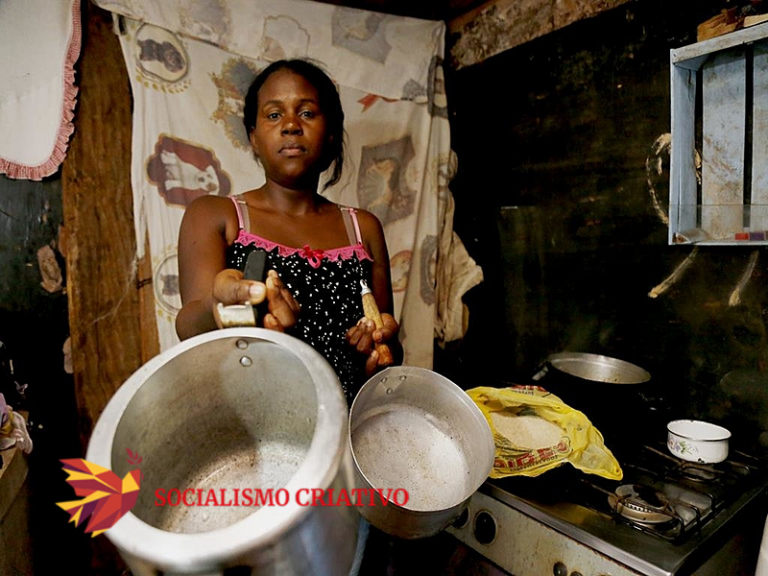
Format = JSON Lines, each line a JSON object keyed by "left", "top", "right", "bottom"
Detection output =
{"left": 702, "top": 48, "right": 746, "bottom": 239}
{"left": 61, "top": 7, "right": 161, "bottom": 570}
{"left": 139, "top": 230, "right": 161, "bottom": 364}
{"left": 670, "top": 65, "right": 699, "bottom": 241}
{"left": 752, "top": 44, "right": 768, "bottom": 231}
{"left": 61, "top": 4, "right": 153, "bottom": 448}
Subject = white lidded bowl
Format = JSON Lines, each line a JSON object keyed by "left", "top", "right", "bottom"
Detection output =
{"left": 667, "top": 419, "right": 731, "bottom": 464}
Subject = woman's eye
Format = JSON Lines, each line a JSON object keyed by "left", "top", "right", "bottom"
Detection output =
{"left": 300, "top": 110, "right": 315, "bottom": 118}
{"left": 266, "top": 112, "right": 281, "bottom": 120}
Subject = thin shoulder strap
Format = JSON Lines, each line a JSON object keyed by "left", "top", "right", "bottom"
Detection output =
{"left": 229, "top": 195, "right": 251, "bottom": 232}
{"left": 340, "top": 206, "right": 363, "bottom": 245}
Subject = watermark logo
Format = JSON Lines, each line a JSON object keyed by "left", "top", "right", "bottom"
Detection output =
{"left": 153, "top": 487, "right": 409, "bottom": 508}
{"left": 56, "top": 449, "right": 143, "bottom": 536}
{"left": 57, "top": 448, "right": 410, "bottom": 535}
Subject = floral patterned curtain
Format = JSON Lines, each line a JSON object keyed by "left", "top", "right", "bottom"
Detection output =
{"left": 94, "top": 0, "right": 482, "bottom": 367}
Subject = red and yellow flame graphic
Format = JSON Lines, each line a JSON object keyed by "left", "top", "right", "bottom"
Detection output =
{"left": 56, "top": 449, "right": 142, "bottom": 536}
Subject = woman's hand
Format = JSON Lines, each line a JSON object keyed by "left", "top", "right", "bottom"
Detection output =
{"left": 262, "top": 270, "right": 300, "bottom": 331}
{"left": 212, "top": 268, "right": 266, "bottom": 307}
{"left": 212, "top": 268, "right": 299, "bottom": 332}
{"left": 346, "top": 313, "right": 400, "bottom": 376}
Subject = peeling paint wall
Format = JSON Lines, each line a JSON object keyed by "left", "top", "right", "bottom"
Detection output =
{"left": 448, "top": 0, "right": 631, "bottom": 68}
{"left": 0, "top": 172, "right": 88, "bottom": 571}
{"left": 0, "top": 177, "right": 66, "bottom": 311}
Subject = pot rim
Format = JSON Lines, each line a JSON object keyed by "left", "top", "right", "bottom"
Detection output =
{"left": 542, "top": 352, "right": 651, "bottom": 385}
{"left": 86, "top": 328, "right": 349, "bottom": 571}
{"left": 666, "top": 419, "right": 731, "bottom": 442}
{"left": 348, "top": 366, "right": 494, "bottom": 515}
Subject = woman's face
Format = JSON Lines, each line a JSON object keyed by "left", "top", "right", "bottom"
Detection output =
{"left": 249, "top": 69, "right": 330, "bottom": 189}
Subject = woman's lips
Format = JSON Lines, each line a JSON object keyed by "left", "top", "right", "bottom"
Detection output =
{"left": 280, "top": 144, "right": 305, "bottom": 157}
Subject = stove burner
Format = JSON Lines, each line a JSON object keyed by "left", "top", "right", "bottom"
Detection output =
{"left": 609, "top": 484, "right": 676, "bottom": 525}
{"left": 680, "top": 464, "right": 717, "bottom": 482}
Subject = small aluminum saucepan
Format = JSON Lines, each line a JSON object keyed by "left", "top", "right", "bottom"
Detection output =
{"left": 349, "top": 366, "right": 495, "bottom": 539}
{"left": 667, "top": 419, "right": 731, "bottom": 464}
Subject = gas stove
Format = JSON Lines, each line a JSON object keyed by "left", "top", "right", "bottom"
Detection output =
{"left": 447, "top": 436, "right": 768, "bottom": 576}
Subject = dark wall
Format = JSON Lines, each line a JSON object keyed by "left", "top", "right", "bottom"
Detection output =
{"left": 442, "top": 0, "right": 768, "bottom": 439}
{"left": 0, "top": 172, "right": 89, "bottom": 573}
{"left": 0, "top": 172, "right": 72, "bottom": 424}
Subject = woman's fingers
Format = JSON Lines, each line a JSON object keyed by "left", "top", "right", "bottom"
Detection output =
{"left": 263, "top": 314, "right": 284, "bottom": 332}
{"left": 283, "top": 284, "right": 301, "bottom": 312}
{"left": 213, "top": 269, "right": 266, "bottom": 306}
{"left": 347, "top": 314, "right": 398, "bottom": 346}
{"left": 246, "top": 282, "right": 267, "bottom": 305}
{"left": 348, "top": 313, "right": 398, "bottom": 376}
{"left": 347, "top": 319, "right": 375, "bottom": 353}
{"left": 365, "top": 349, "right": 380, "bottom": 377}
{"left": 265, "top": 270, "right": 298, "bottom": 329}
{"left": 211, "top": 268, "right": 300, "bottom": 334}
{"left": 371, "top": 314, "right": 398, "bottom": 344}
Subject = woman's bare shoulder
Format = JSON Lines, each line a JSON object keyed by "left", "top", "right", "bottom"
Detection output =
{"left": 187, "top": 193, "right": 237, "bottom": 212}
{"left": 350, "top": 208, "right": 389, "bottom": 262}
{"left": 183, "top": 194, "right": 238, "bottom": 221}
{"left": 350, "top": 207, "right": 385, "bottom": 237}
{"left": 180, "top": 194, "right": 241, "bottom": 241}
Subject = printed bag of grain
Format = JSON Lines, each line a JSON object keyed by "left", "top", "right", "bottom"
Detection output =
{"left": 491, "top": 411, "right": 563, "bottom": 449}
{"left": 467, "top": 385, "right": 623, "bottom": 480}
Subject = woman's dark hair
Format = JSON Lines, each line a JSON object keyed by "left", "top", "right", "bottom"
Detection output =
{"left": 243, "top": 59, "right": 345, "bottom": 190}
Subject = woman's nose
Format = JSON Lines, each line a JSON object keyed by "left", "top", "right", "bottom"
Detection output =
{"left": 282, "top": 116, "right": 302, "bottom": 135}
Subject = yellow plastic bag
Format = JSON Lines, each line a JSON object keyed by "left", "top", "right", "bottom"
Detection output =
{"left": 467, "top": 385, "right": 623, "bottom": 480}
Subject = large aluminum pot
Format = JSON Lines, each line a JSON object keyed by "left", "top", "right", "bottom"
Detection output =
{"left": 87, "top": 328, "right": 359, "bottom": 576}
{"left": 531, "top": 351, "right": 653, "bottom": 438}
{"left": 532, "top": 352, "right": 651, "bottom": 386}
{"left": 348, "top": 366, "right": 494, "bottom": 539}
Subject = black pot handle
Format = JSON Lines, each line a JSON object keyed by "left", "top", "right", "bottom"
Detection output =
{"left": 531, "top": 363, "right": 549, "bottom": 382}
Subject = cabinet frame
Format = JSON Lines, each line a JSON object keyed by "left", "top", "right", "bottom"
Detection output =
{"left": 670, "top": 22, "right": 768, "bottom": 245}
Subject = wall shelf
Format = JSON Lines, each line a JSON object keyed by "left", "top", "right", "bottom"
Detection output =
{"left": 669, "top": 22, "right": 768, "bottom": 245}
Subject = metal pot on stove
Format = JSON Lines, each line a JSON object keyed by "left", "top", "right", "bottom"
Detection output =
{"left": 87, "top": 328, "right": 360, "bottom": 576}
{"left": 531, "top": 351, "right": 655, "bottom": 435}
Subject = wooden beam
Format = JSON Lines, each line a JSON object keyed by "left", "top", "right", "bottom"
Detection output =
{"left": 61, "top": 3, "right": 156, "bottom": 448}
{"left": 61, "top": 5, "right": 161, "bottom": 571}
{"left": 448, "top": 0, "right": 632, "bottom": 69}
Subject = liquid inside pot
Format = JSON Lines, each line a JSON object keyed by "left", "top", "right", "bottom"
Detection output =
{"left": 352, "top": 404, "right": 472, "bottom": 512}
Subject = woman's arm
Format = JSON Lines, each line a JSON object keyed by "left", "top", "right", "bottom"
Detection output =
{"left": 175, "top": 195, "right": 298, "bottom": 340}
{"left": 347, "top": 210, "right": 403, "bottom": 373}
{"left": 363, "top": 211, "right": 394, "bottom": 317}
{"left": 176, "top": 195, "right": 233, "bottom": 340}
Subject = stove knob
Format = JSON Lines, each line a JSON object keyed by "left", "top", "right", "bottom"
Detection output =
{"left": 473, "top": 510, "right": 497, "bottom": 545}
{"left": 571, "top": 572, "right": 583, "bottom": 576}
{"left": 553, "top": 562, "right": 567, "bottom": 576}
{"left": 452, "top": 507, "right": 469, "bottom": 529}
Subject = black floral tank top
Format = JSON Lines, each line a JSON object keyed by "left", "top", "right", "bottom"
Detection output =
{"left": 224, "top": 195, "right": 373, "bottom": 405}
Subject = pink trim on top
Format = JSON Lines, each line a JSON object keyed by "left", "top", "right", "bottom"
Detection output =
{"left": 231, "top": 196, "right": 245, "bottom": 229}
{"left": 229, "top": 196, "right": 373, "bottom": 266}
{"left": 235, "top": 229, "right": 373, "bottom": 266}
{"left": 348, "top": 207, "right": 363, "bottom": 245}
{"left": 0, "top": 0, "right": 82, "bottom": 180}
